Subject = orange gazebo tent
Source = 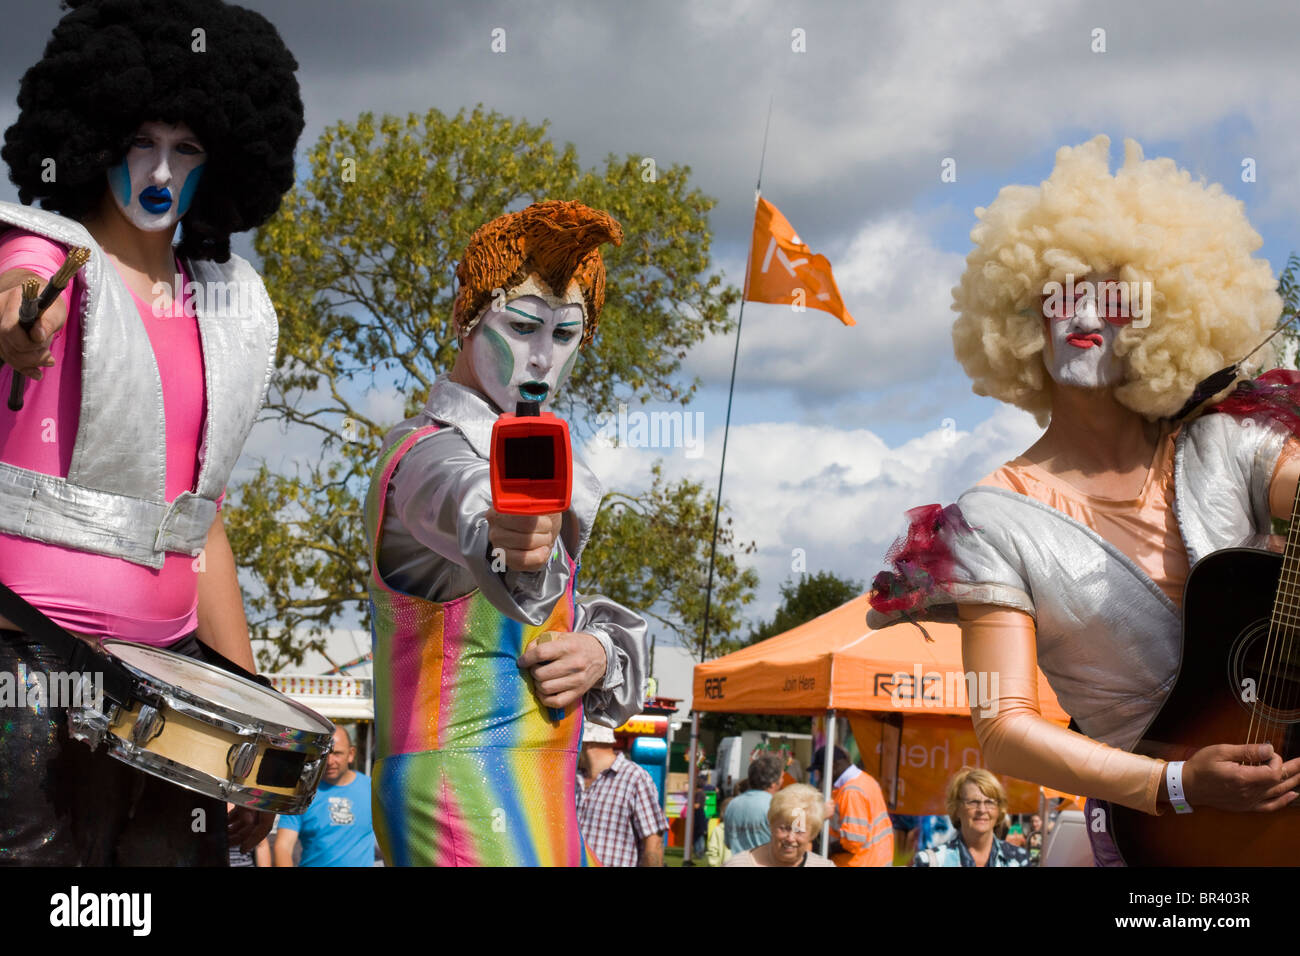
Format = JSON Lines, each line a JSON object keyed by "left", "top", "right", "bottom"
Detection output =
{"left": 682, "top": 594, "right": 1073, "bottom": 840}
{"left": 691, "top": 592, "right": 1068, "bottom": 722}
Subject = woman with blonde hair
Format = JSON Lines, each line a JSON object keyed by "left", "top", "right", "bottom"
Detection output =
{"left": 724, "top": 784, "right": 836, "bottom": 867}
{"left": 871, "top": 136, "right": 1300, "bottom": 866}
{"left": 912, "top": 768, "right": 1028, "bottom": 867}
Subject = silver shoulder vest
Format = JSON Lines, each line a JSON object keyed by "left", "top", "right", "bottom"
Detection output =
{"left": 0, "top": 202, "right": 277, "bottom": 568}
{"left": 865, "top": 412, "right": 1291, "bottom": 752}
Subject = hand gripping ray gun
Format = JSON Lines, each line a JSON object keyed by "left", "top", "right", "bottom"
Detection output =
{"left": 491, "top": 401, "right": 574, "bottom": 722}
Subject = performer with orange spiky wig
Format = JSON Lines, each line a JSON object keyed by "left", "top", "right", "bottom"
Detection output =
{"left": 363, "top": 200, "right": 647, "bottom": 866}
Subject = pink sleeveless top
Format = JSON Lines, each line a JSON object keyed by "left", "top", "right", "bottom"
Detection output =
{"left": 0, "top": 229, "right": 212, "bottom": 645}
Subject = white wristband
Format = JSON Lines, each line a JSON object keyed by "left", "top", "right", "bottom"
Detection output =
{"left": 1166, "top": 761, "right": 1192, "bottom": 814}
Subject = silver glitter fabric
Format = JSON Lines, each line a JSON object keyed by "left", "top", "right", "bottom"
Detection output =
{"left": 0, "top": 200, "right": 277, "bottom": 569}
{"left": 867, "top": 412, "right": 1292, "bottom": 751}
{"left": 373, "top": 378, "right": 646, "bottom": 724}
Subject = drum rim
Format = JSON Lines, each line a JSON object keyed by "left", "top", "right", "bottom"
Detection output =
{"left": 101, "top": 736, "right": 318, "bottom": 814}
{"left": 102, "top": 639, "right": 335, "bottom": 747}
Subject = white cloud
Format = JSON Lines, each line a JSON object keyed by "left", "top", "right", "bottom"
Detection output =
{"left": 581, "top": 401, "right": 1041, "bottom": 626}
{"left": 685, "top": 211, "right": 966, "bottom": 397}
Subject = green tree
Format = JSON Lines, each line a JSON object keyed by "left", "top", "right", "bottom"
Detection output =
{"left": 1275, "top": 252, "right": 1300, "bottom": 369}
{"left": 700, "top": 570, "right": 863, "bottom": 739}
{"left": 746, "top": 570, "right": 864, "bottom": 646}
{"left": 226, "top": 107, "right": 745, "bottom": 670}
{"left": 579, "top": 462, "right": 758, "bottom": 662}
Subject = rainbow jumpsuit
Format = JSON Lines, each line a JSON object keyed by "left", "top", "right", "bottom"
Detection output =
{"left": 364, "top": 390, "right": 644, "bottom": 865}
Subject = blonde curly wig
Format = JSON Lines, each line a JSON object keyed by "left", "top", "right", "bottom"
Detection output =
{"left": 951, "top": 135, "right": 1282, "bottom": 424}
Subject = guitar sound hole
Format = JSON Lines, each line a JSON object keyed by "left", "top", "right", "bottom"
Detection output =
{"left": 1229, "top": 620, "right": 1300, "bottom": 728}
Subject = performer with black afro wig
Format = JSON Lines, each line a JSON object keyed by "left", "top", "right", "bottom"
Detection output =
{"left": 2, "top": 0, "right": 303, "bottom": 263}
{"left": 0, "top": 0, "right": 304, "bottom": 865}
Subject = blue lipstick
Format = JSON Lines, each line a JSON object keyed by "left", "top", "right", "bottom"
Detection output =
{"left": 519, "top": 381, "right": 549, "bottom": 402}
{"left": 139, "top": 186, "right": 173, "bottom": 214}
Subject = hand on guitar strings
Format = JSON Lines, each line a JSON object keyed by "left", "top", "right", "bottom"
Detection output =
{"left": 1180, "top": 742, "right": 1300, "bottom": 813}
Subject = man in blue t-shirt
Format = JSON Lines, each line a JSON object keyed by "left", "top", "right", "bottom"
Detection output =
{"left": 723, "top": 754, "right": 783, "bottom": 853}
{"left": 273, "top": 725, "right": 377, "bottom": 867}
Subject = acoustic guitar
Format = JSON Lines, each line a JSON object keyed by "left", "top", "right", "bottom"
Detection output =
{"left": 1110, "top": 509, "right": 1300, "bottom": 865}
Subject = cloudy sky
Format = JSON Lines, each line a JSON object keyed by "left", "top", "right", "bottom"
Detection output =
{"left": 5, "top": 0, "right": 1299, "bottom": 642}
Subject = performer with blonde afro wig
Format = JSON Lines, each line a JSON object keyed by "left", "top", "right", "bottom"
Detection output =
{"left": 869, "top": 136, "right": 1300, "bottom": 866}
{"left": 362, "top": 200, "right": 645, "bottom": 866}
{"left": 952, "top": 135, "right": 1282, "bottom": 423}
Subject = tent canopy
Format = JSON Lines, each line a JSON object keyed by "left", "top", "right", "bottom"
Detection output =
{"left": 692, "top": 593, "right": 1068, "bottom": 721}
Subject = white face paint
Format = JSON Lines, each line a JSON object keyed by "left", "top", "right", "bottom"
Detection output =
{"left": 467, "top": 290, "right": 586, "bottom": 413}
{"left": 106, "top": 120, "right": 206, "bottom": 233}
{"left": 1042, "top": 272, "right": 1124, "bottom": 389}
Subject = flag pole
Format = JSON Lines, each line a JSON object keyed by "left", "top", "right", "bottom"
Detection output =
{"left": 697, "top": 95, "right": 773, "bottom": 662}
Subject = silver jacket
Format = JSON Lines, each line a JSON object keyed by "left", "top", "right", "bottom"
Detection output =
{"left": 867, "top": 412, "right": 1292, "bottom": 752}
{"left": 374, "top": 377, "right": 647, "bottom": 728}
{"left": 0, "top": 202, "right": 277, "bottom": 568}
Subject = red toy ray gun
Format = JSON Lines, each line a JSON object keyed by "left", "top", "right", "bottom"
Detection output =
{"left": 490, "top": 400, "right": 572, "bottom": 515}
{"left": 491, "top": 400, "right": 573, "bottom": 722}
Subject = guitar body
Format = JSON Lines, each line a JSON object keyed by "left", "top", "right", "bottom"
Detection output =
{"left": 1111, "top": 547, "right": 1300, "bottom": 866}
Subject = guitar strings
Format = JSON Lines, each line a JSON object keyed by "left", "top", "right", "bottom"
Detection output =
{"left": 1273, "top": 480, "right": 1300, "bottom": 754}
{"left": 1250, "top": 465, "right": 1300, "bottom": 758}
{"left": 1252, "top": 533, "right": 1287, "bottom": 752}
{"left": 1277, "top": 507, "right": 1300, "bottom": 759}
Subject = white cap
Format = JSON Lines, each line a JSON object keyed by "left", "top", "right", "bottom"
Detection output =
{"left": 582, "top": 721, "right": 616, "bottom": 744}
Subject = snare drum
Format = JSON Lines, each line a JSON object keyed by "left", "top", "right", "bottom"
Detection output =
{"left": 72, "top": 640, "right": 335, "bottom": 814}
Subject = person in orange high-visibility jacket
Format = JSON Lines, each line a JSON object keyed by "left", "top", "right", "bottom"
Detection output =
{"left": 812, "top": 746, "right": 893, "bottom": 867}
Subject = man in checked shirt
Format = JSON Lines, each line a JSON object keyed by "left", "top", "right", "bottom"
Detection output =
{"left": 576, "top": 722, "right": 669, "bottom": 866}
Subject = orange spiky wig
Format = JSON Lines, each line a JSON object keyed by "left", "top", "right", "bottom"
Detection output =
{"left": 453, "top": 200, "right": 623, "bottom": 348}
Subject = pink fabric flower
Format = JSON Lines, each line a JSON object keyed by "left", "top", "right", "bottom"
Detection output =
{"left": 869, "top": 503, "right": 971, "bottom": 618}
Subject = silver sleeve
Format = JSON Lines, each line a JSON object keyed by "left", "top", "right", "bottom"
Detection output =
{"left": 387, "top": 429, "right": 571, "bottom": 625}
{"left": 573, "top": 594, "right": 647, "bottom": 728}
{"left": 865, "top": 496, "right": 1035, "bottom": 631}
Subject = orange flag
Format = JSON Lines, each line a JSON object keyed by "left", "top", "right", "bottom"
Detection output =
{"left": 745, "top": 196, "right": 855, "bottom": 326}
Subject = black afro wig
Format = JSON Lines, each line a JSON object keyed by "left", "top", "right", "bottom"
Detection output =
{"left": 2, "top": 0, "right": 304, "bottom": 262}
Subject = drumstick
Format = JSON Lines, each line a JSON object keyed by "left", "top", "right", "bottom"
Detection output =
{"left": 5, "top": 279, "right": 43, "bottom": 412}
{"left": 0, "top": 279, "right": 41, "bottom": 390}
{"left": 16, "top": 278, "right": 41, "bottom": 330}
{"left": 7, "top": 246, "right": 90, "bottom": 412}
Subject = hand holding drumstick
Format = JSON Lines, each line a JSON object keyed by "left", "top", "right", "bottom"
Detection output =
{"left": 0, "top": 246, "right": 90, "bottom": 411}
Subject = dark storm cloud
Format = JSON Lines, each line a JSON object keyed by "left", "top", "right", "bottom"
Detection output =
{"left": 6, "top": 0, "right": 1300, "bottom": 398}
{"left": 7, "top": 0, "right": 1300, "bottom": 241}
